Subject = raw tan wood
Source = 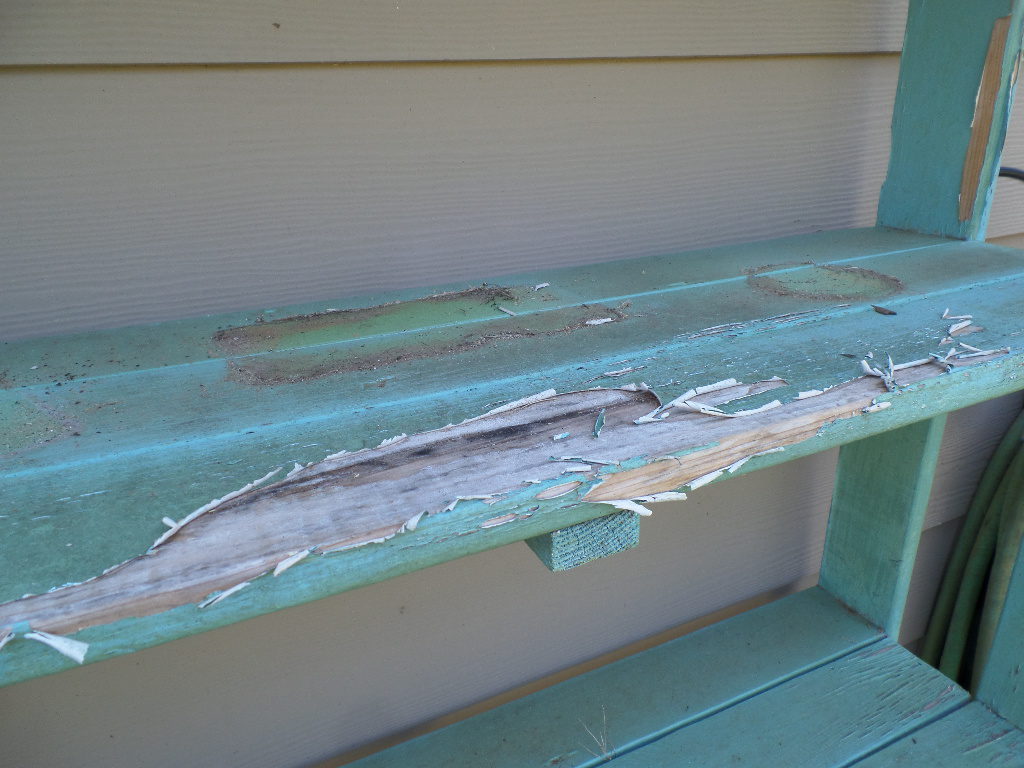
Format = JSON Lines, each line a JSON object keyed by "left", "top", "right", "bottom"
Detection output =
{"left": 959, "top": 15, "right": 1012, "bottom": 221}
{"left": 1, "top": 1, "right": 909, "bottom": 66}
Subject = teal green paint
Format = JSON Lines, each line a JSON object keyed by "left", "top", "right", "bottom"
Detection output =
{"left": 856, "top": 702, "right": 1024, "bottom": 767}
{"left": 612, "top": 642, "right": 966, "bottom": 767}
{"left": 349, "top": 589, "right": 881, "bottom": 768}
{"left": 878, "top": 0, "right": 1024, "bottom": 239}
{"left": 526, "top": 511, "right": 639, "bottom": 572}
{"left": 820, "top": 415, "right": 947, "bottom": 636}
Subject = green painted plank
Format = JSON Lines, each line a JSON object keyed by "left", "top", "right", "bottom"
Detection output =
{"left": 820, "top": 415, "right": 947, "bottom": 635}
{"left": 878, "top": 0, "right": 1024, "bottom": 239}
{"left": 609, "top": 642, "right": 967, "bottom": 767}
{"left": 977, "top": 509, "right": 1024, "bottom": 729}
{"left": 348, "top": 588, "right": 881, "bottom": 768}
{"left": 526, "top": 511, "right": 640, "bottom": 571}
{"left": 854, "top": 702, "right": 1024, "bottom": 767}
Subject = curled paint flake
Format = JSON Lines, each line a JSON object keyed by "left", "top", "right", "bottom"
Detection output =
{"left": 285, "top": 462, "right": 305, "bottom": 479}
{"left": 24, "top": 630, "right": 89, "bottom": 664}
{"left": 161, "top": 517, "right": 177, "bottom": 528}
{"left": 552, "top": 432, "right": 571, "bottom": 441}
{"left": 688, "top": 468, "right": 725, "bottom": 490}
{"left": 443, "top": 495, "right": 495, "bottom": 512}
{"left": 597, "top": 499, "right": 654, "bottom": 517}
{"left": 593, "top": 409, "right": 606, "bottom": 438}
{"left": 401, "top": 511, "right": 426, "bottom": 532}
{"left": 535, "top": 481, "right": 582, "bottom": 499}
{"left": 199, "top": 581, "right": 251, "bottom": 609}
{"left": 496, "top": 306, "right": 518, "bottom": 317}
{"left": 322, "top": 449, "right": 350, "bottom": 461}
{"left": 694, "top": 378, "right": 739, "bottom": 395}
{"left": 273, "top": 550, "right": 312, "bottom": 576}
{"left": 633, "top": 491, "right": 687, "bottom": 502}
{"left": 585, "top": 318, "right": 614, "bottom": 326}
{"left": 956, "top": 346, "right": 1011, "bottom": 359}
{"left": 620, "top": 382, "right": 650, "bottom": 392}
{"left": 0, "top": 628, "right": 12, "bottom": 653}
{"left": 377, "top": 433, "right": 408, "bottom": 449}
{"left": 948, "top": 320, "right": 973, "bottom": 335}
{"left": 863, "top": 402, "right": 892, "bottom": 414}
{"left": 476, "top": 389, "right": 558, "bottom": 419}
{"left": 561, "top": 464, "right": 593, "bottom": 474}
{"left": 151, "top": 467, "right": 282, "bottom": 550}
{"left": 796, "top": 389, "right": 827, "bottom": 400}
{"left": 533, "top": 283, "right": 550, "bottom": 291}
{"left": 892, "top": 358, "right": 932, "bottom": 371}
{"left": 731, "top": 399, "right": 782, "bottom": 417}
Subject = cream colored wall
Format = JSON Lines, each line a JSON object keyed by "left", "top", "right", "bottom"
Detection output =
{"left": 3, "top": 3, "right": 1024, "bottom": 766}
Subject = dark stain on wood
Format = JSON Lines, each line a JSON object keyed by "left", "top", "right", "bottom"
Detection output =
{"left": 746, "top": 263, "right": 903, "bottom": 301}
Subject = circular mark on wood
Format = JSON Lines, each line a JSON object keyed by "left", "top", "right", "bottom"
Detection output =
{"left": 746, "top": 263, "right": 902, "bottom": 301}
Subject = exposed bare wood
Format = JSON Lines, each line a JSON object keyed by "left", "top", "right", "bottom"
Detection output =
{"left": 960, "top": 16, "right": 1012, "bottom": 222}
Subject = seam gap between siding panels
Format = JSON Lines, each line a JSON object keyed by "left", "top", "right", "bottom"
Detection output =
{"left": 0, "top": 51, "right": 901, "bottom": 74}
{"left": 576, "top": 635, "right": 887, "bottom": 767}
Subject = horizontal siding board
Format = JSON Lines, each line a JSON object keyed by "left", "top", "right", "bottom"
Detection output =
{"left": 1, "top": 56, "right": 902, "bottom": 340}
{"left": 1, "top": 1, "right": 910, "bottom": 66}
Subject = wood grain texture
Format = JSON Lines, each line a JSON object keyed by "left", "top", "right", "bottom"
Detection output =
{"left": 0, "top": 1, "right": 910, "bottom": 65}
{"left": 348, "top": 588, "right": 880, "bottom": 768}
{"left": 820, "top": 416, "right": 946, "bottom": 635}
{"left": 854, "top": 702, "right": 1024, "bottom": 766}
{"left": 611, "top": 640, "right": 966, "bottom": 767}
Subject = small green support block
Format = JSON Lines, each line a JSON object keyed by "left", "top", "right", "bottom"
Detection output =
{"left": 526, "top": 511, "right": 639, "bottom": 571}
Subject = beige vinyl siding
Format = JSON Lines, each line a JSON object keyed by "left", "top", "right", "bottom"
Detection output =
{"left": 2, "top": 3, "right": 1023, "bottom": 766}
{"left": 2, "top": 1, "right": 910, "bottom": 64}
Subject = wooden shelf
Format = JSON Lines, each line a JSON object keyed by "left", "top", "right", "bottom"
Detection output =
{"left": 2, "top": 225, "right": 1024, "bottom": 686}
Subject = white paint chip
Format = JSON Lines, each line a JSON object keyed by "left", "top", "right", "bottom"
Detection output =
{"left": 285, "top": 462, "right": 305, "bottom": 479}
{"left": 585, "top": 318, "right": 614, "bottom": 326}
{"left": 533, "top": 283, "right": 550, "bottom": 291}
{"left": 597, "top": 499, "right": 654, "bottom": 517}
{"left": 273, "top": 550, "right": 312, "bottom": 576}
{"left": 199, "top": 581, "right": 251, "bottom": 608}
{"left": 24, "top": 630, "right": 88, "bottom": 664}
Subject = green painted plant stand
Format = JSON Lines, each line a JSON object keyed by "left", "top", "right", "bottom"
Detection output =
{"left": 3, "top": 1, "right": 1024, "bottom": 764}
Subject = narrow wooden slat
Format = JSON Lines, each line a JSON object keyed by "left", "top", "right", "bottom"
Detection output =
{"left": 854, "top": 702, "right": 1024, "bottom": 766}
{"left": 348, "top": 588, "right": 881, "bottom": 767}
{"left": 877, "top": 0, "right": 1024, "bottom": 239}
{"left": 609, "top": 641, "right": 967, "bottom": 767}
{"left": 0, "top": 1, "right": 910, "bottom": 66}
{"left": 819, "top": 415, "right": 947, "bottom": 635}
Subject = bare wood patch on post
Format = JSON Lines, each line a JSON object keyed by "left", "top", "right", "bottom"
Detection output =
{"left": 960, "top": 15, "right": 1012, "bottom": 222}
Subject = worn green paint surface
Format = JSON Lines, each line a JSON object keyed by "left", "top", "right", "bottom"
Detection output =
{"left": 878, "top": 0, "right": 1024, "bottom": 239}
{"left": 820, "top": 415, "right": 947, "bottom": 636}
{"left": 349, "top": 588, "right": 881, "bottom": 768}
{"left": 3, "top": 227, "right": 1024, "bottom": 685}
{"left": 526, "top": 511, "right": 639, "bottom": 572}
{"left": 609, "top": 642, "right": 966, "bottom": 767}
{"left": 856, "top": 702, "right": 1024, "bottom": 767}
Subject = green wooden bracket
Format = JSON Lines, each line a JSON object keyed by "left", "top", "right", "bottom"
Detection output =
{"left": 526, "top": 511, "right": 640, "bottom": 571}
{"left": 878, "top": 0, "right": 1024, "bottom": 240}
{"left": 819, "top": 415, "right": 947, "bottom": 637}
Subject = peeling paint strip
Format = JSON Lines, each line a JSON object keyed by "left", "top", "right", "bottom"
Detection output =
{"left": 633, "top": 491, "right": 687, "bottom": 502}
{"left": 24, "top": 630, "right": 88, "bottom": 664}
{"left": 377, "top": 433, "right": 408, "bottom": 448}
{"left": 481, "top": 513, "right": 519, "bottom": 529}
{"left": 476, "top": 389, "right": 558, "bottom": 419}
{"left": 151, "top": 467, "right": 282, "bottom": 550}
{"left": 199, "top": 581, "right": 251, "bottom": 609}
{"left": 402, "top": 511, "right": 426, "bottom": 532}
{"left": 273, "top": 550, "right": 312, "bottom": 576}
{"left": 285, "top": 462, "right": 305, "bottom": 479}
{"left": 731, "top": 399, "right": 782, "bottom": 417}
{"left": 535, "top": 481, "right": 582, "bottom": 499}
{"left": 0, "top": 628, "right": 12, "bottom": 653}
{"left": 561, "top": 463, "right": 593, "bottom": 474}
{"left": 496, "top": 306, "right": 518, "bottom": 317}
{"left": 863, "top": 402, "right": 892, "bottom": 414}
{"left": 443, "top": 495, "right": 495, "bottom": 512}
{"left": 533, "top": 283, "right": 550, "bottom": 291}
{"left": 596, "top": 499, "right": 654, "bottom": 517}
{"left": 585, "top": 318, "right": 614, "bottom": 326}
{"left": 948, "top": 320, "right": 974, "bottom": 335}
{"left": 688, "top": 468, "right": 725, "bottom": 490}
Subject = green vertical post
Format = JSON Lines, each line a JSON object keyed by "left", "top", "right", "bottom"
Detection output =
{"left": 877, "top": 0, "right": 1024, "bottom": 240}
{"left": 820, "top": 416, "right": 946, "bottom": 636}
